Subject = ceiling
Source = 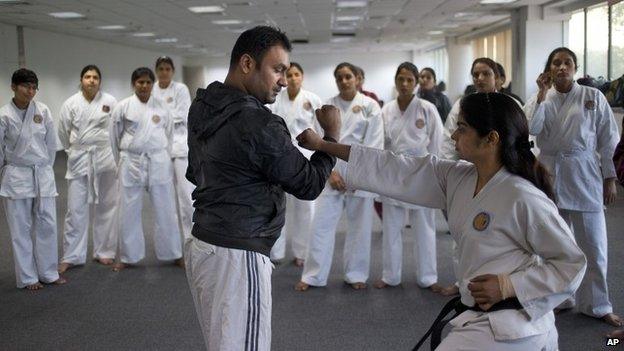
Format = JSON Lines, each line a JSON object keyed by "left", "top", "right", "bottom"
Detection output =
{"left": 0, "top": 0, "right": 560, "bottom": 57}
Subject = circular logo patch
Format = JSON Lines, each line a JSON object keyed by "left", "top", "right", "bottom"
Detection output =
{"left": 472, "top": 212, "right": 490, "bottom": 231}
{"left": 415, "top": 119, "right": 425, "bottom": 129}
{"left": 102, "top": 105, "right": 110, "bottom": 113}
{"left": 303, "top": 101, "right": 312, "bottom": 111}
{"left": 584, "top": 100, "right": 595, "bottom": 110}
{"left": 352, "top": 105, "right": 362, "bottom": 113}
{"left": 152, "top": 115, "right": 161, "bottom": 124}
{"left": 167, "top": 97, "right": 174, "bottom": 103}
{"left": 33, "top": 114, "right": 43, "bottom": 124}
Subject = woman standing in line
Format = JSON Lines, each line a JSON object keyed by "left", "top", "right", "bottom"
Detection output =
{"left": 417, "top": 67, "right": 451, "bottom": 124}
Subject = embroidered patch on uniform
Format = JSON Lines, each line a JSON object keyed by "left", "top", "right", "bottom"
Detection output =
{"left": 352, "top": 105, "right": 362, "bottom": 113}
{"left": 33, "top": 114, "right": 43, "bottom": 124}
{"left": 415, "top": 119, "right": 425, "bottom": 129}
{"left": 152, "top": 115, "right": 161, "bottom": 124}
{"left": 584, "top": 100, "right": 595, "bottom": 110}
{"left": 472, "top": 212, "right": 490, "bottom": 231}
{"left": 167, "top": 97, "right": 174, "bottom": 103}
{"left": 303, "top": 101, "right": 312, "bottom": 111}
{"left": 102, "top": 105, "right": 110, "bottom": 113}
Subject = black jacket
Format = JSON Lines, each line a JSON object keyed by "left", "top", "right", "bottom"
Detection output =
{"left": 186, "top": 81, "right": 336, "bottom": 256}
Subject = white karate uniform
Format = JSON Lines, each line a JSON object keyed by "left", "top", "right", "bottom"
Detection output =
{"left": 268, "top": 89, "right": 322, "bottom": 261}
{"left": 0, "top": 100, "right": 61, "bottom": 288}
{"left": 524, "top": 82, "right": 619, "bottom": 317}
{"left": 379, "top": 96, "right": 443, "bottom": 287}
{"left": 301, "top": 92, "right": 383, "bottom": 286}
{"left": 345, "top": 145, "right": 587, "bottom": 350}
{"left": 58, "top": 91, "right": 118, "bottom": 265}
{"left": 185, "top": 238, "right": 272, "bottom": 351}
{"left": 110, "top": 94, "right": 182, "bottom": 264}
{"left": 153, "top": 81, "right": 194, "bottom": 238}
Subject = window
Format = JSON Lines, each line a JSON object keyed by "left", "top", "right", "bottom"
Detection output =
{"left": 569, "top": 10, "right": 585, "bottom": 79}
{"left": 612, "top": 1, "right": 624, "bottom": 78}
{"left": 472, "top": 29, "right": 513, "bottom": 84}
{"left": 586, "top": 4, "right": 609, "bottom": 78}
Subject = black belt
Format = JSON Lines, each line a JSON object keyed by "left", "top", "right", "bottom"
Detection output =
{"left": 412, "top": 296, "right": 522, "bottom": 351}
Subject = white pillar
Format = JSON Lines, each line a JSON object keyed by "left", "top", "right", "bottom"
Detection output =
{"left": 445, "top": 37, "right": 473, "bottom": 103}
{"left": 511, "top": 5, "right": 565, "bottom": 101}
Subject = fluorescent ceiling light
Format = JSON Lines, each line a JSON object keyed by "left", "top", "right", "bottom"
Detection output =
{"left": 48, "top": 12, "right": 85, "bottom": 19}
{"left": 438, "top": 23, "right": 460, "bottom": 29}
{"left": 428, "top": 30, "right": 444, "bottom": 35}
{"left": 132, "top": 32, "right": 155, "bottom": 37}
{"left": 331, "top": 37, "right": 352, "bottom": 43}
{"left": 336, "top": 15, "right": 363, "bottom": 21}
{"left": 176, "top": 44, "right": 194, "bottom": 49}
{"left": 97, "top": 25, "right": 125, "bottom": 30}
{"left": 155, "top": 38, "right": 178, "bottom": 43}
{"left": 336, "top": 0, "right": 367, "bottom": 8}
{"left": 479, "top": 0, "right": 517, "bottom": 4}
{"left": 212, "top": 19, "right": 243, "bottom": 25}
{"left": 454, "top": 12, "right": 479, "bottom": 18}
{"left": 188, "top": 5, "right": 225, "bottom": 13}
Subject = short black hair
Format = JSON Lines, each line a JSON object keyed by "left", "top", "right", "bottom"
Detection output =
{"left": 395, "top": 62, "right": 418, "bottom": 79}
{"left": 155, "top": 56, "right": 175, "bottom": 70}
{"left": 289, "top": 62, "right": 304, "bottom": 74}
{"left": 131, "top": 67, "right": 155, "bottom": 84}
{"left": 421, "top": 67, "right": 437, "bottom": 82}
{"left": 12, "top": 68, "right": 38, "bottom": 87}
{"left": 544, "top": 47, "right": 578, "bottom": 73}
{"left": 229, "top": 26, "right": 291, "bottom": 69}
{"left": 471, "top": 57, "right": 500, "bottom": 78}
{"left": 80, "top": 64, "right": 102, "bottom": 80}
{"left": 334, "top": 62, "right": 358, "bottom": 78}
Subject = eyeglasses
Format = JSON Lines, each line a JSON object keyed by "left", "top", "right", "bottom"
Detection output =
{"left": 19, "top": 83, "right": 38, "bottom": 91}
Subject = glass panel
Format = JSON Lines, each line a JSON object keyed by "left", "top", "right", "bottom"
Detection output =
{"left": 586, "top": 3, "right": 609, "bottom": 79}
{"left": 611, "top": 1, "right": 624, "bottom": 79}
{"left": 568, "top": 10, "right": 585, "bottom": 79}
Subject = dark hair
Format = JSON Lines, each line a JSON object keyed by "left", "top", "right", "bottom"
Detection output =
{"left": 395, "top": 62, "right": 419, "bottom": 79}
{"left": 229, "top": 26, "right": 291, "bottom": 69}
{"left": 471, "top": 57, "right": 500, "bottom": 78}
{"left": 288, "top": 62, "right": 304, "bottom": 74}
{"left": 460, "top": 92, "right": 554, "bottom": 200}
{"left": 421, "top": 67, "right": 437, "bottom": 82}
{"left": 131, "top": 67, "right": 155, "bottom": 84}
{"left": 80, "top": 65, "right": 102, "bottom": 80}
{"left": 333, "top": 62, "right": 358, "bottom": 78}
{"left": 11, "top": 68, "right": 38, "bottom": 86}
{"left": 155, "top": 56, "right": 175, "bottom": 70}
{"left": 495, "top": 62, "right": 506, "bottom": 78}
{"left": 354, "top": 66, "right": 365, "bottom": 79}
{"left": 543, "top": 47, "right": 578, "bottom": 73}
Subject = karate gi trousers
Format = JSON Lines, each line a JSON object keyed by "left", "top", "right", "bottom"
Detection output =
{"left": 118, "top": 182, "right": 182, "bottom": 264}
{"left": 61, "top": 171, "right": 118, "bottom": 264}
{"left": 381, "top": 203, "right": 437, "bottom": 287}
{"left": 302, "top": 194, "right": 374, "bottom": 286}
{"left": 3, "top": 197, "right": 60, "bottom": 288}
{"left": 185, "top": 238, "right": 272, "bottom": 351}
{"left": 173, "top": 157, "right": 194, "bottom": 238}
{"left": 559, "top": 209, "right": 612, "bottom": 317}
{"left": 270, "top": 194, "right": 315, "bottom": 262}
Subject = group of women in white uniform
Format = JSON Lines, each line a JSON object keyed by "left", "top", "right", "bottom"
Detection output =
{"left": 1, "top": 45, "right": 622, "bottom": 348}
{"left": 0, "top": 56, "right": 193, "bottom": 289}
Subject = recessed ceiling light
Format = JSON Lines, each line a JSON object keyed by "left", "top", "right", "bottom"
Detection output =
{"left": 97, "top": 25, "right": 125, "bottom": 30}
{"left": 188, "top": 5, "right": 225, "bottom": 13}
{"left": 48, "top": 12, "right": 85, "bottom": 19}
{"left": 132, "top": 32, "right": 155, "bottom": 37}
{"left": 428, "top": 30, "right": 444, "bottom": 35}
{"left": 212, "top": 19, "right": 244, "bottom": 25}
{"left": 336, "top": 15, "right": 363, "bottom": 21}
{"left": 479, "top": 0, "right": 517, "bottom": 4}
{"left": 336, "top": 0, "right": 367, "bottom": 8}
{"left": 331, "top": 37, "right": 352, "bottom": 43}
{"left": 155, "top": 38, "right": 178, "bottom": 43}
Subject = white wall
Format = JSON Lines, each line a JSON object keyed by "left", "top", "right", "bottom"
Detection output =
{"left": 0, "top": 22, "right": 19, "bottom": 104}
{"left": 0, "top": 23, "right": 182, "bottom": 120}
{"left": 186, "top": 50, "right": 413, "bottom": 103}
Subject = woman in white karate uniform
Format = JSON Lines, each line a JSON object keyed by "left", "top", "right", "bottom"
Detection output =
{"left": 58, "top": 65, "right": 118, "bottom": 272}
{"left": 296, "top": 62, "right": 384, "bottom": 290}
{"left": 152, "top": 56, "right": 194, "bottom": 238}
{"left": 296, "top": 92, "right": 587, "bottom": 350}
{"left": 524, "top": 47, "right": 621, "bottom": 327}
{"left": 375, "top": 62, "right": 443, "bottom": 290}
{"left": 269, "top": 62, "right": 322, "bottom": 266}
{"left": 0, "top": 68, "right": 66, "bottom": 289}
{"left": 110, "top": 67, "right": 183, "bottom": 271}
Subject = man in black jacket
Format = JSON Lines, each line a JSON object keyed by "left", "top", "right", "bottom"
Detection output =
{"left": 184, "top": 26, "right": 340, "bottom": 350}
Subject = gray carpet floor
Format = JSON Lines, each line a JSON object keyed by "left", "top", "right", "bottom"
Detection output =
{"left": 0, "top": 153, "right": 623, "bottom": 351}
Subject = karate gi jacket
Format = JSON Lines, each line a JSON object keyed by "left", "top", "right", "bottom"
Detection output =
{"left": 153, "top": 81, "right": 191, "bottom": 158}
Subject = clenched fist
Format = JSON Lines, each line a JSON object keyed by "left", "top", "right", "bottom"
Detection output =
{"left": 296, "top": 128, "right": 324, "bottom": 151}
{"left": 315, "top": 105, "right": 341, "bottom": 141}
